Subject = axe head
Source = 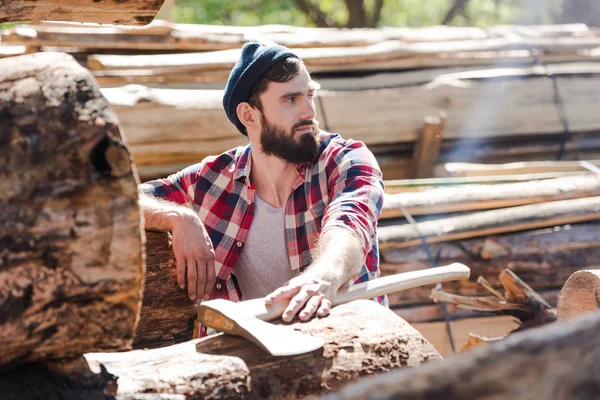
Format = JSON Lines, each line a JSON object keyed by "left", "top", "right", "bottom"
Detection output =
{"left": 197, "top": 299, "right": 325, "bottom": 356}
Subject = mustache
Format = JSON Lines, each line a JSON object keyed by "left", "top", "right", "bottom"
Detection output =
{"left": 292, "top": 120, "right": 317, "bottom": 131}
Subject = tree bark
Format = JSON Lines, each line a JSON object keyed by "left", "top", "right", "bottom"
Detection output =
{"left": 0, "top": 52, "right": 143, "bottom": 369}
{"left": 133, "top": 231, "right": 196, "bottom": 349}
{"left": 321, "top": 304, "right": 600, "bottom": 400}
{"left": 0, "top": 301, "right": 441, "bottom": 399}
{"left": 0, "top": 0, "right": 164, "bottom": 25}
{"left": 557, "top": 269, "right": 600, "bottom": 320}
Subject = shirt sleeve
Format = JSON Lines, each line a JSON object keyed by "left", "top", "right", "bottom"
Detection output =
{"left": 138, "top": 163, "right": 203, "bottom": 209}
{"left": 321, "top": 139, "right": 384, "bottom": 258}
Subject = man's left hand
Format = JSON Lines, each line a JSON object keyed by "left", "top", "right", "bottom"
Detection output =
{"left": 264, "top": 271, "right": 338, "bottom": 322}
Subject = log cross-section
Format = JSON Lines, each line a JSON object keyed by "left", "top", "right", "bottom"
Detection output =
{"left": 0, "top": 52, "right": 144, "bottom": 368}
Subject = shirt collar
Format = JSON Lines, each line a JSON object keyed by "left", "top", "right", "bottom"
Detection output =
{"left": 234, "top": 144, "right": 309, "bottom": 183}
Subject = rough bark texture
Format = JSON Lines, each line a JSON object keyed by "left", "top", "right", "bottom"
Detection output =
{"left": 0, "top": 0, "right": 164, "bottom": 25}
{"left": 0, "top": 301, "right": 441, "bottom": 399}
{"left": 380, "top": 222, "right": 600, "bottom": 308}
{"left": 321, "top": 309, "right": 600, "bottom": 400}
{"left": 0, "top": 52, "right": 144, "bottom": 368}
{"left": 557, "top": 269, "right": 600, "bottom": 320}
{"left": 133, "top": 230, "right": 196, "bottom": 349}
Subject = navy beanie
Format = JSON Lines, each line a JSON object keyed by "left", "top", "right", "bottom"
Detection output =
{"left": 223, "top": 42, "right": 301, "bottom": 136}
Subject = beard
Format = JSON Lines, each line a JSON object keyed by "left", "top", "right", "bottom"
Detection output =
{"left": 259, "top": 113, "right": 320, "bottom": 165}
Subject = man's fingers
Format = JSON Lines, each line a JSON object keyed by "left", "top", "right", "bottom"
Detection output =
{"left": 186, "top": 258, "right": 197, "bottom": 301}
{"left": 299, "top": 295, "right": 323, "bottom": 321}
{"left": 265, "top": 284, "right": 301, "bottom": 305}
{"left": 204, "top": 257, "right": 216, "bottom": 301}
{"left": 317, "top": 298, "right": 332, "bottom": 317}
{"left": 175, "top": 253, "right": 186, "bottom": 290}
{"left": 282, "top": 289, "right": 311, "bottom": 322}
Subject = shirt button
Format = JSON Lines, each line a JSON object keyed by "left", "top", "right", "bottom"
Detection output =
{"left": 236, "top": 241, "right": 242, "bottom": 247}
{"left": 216, "top": 283, "right": 222, "bottom": 289}
{"left": 201, "top": 326, "right": 206, "bottom": 332}
{"left": 247, "top": 199, "right": 251, "bottom": 205}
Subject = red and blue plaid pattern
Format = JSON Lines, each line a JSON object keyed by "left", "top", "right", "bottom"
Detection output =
{"left": 139, "top": 131, "right": 387, "bottom": 335}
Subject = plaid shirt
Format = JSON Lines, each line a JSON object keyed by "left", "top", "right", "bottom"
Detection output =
{"left": 140, "top": 131, "right": 387, "bottom": 336}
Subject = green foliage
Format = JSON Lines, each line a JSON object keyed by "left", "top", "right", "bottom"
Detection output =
{"left": 163, "top": 0, "right": 564, "bottom": 27}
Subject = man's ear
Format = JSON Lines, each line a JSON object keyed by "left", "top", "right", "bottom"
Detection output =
{"left": 237, "top": 102, "right": 260, "bottom": 133}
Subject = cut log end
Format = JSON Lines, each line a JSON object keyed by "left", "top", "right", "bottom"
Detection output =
{"left": 557, "top": 270, "right": 600, "bottom": 321}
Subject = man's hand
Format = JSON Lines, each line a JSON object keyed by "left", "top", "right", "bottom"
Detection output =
{"left": 170, "top": 212, "right": 216, "bottom": 303}
{"left": 264, "top": 267, "right": 338, "bottom": 322}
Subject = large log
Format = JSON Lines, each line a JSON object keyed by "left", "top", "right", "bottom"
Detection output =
{"left": 133, "top": 231, "right": 196, "bottom": 349}
{"left": 0, "top": 301, "right": 441, "bottom": 399}
{"left": 0, "top": 52, "right": 143, "bottom": 368}
{"left": 557, "top": 270, "right": 600, "bottom": 320}
{"left": 0, "top": 1, "right": 164, "bottom": 25}
{"left": 320, "top": 309, "right": 600, "bottom": 400}
{"left": 380, "top": 222, "right": 600, "bottom": 307}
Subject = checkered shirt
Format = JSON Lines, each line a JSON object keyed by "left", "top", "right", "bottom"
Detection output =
{"left": 139, "top": 131, "right": 387, "bottom": 337}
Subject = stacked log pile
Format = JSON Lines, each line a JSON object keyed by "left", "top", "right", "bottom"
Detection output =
{"left": 3, "top": 22, "right": 600, "bottom": 179}
{"left": 378, "top": 159, "right": 600, "bottom": 352}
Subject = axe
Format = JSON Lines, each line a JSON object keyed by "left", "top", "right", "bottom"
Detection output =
{"left": 197, "top": 263, "right": 469, "bottom": 356}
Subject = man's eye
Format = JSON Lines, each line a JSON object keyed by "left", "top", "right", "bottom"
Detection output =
{"left": 286, "top": 97, "right": 295, "bottom": 103}
{"left": 307, "top": 92, "right": 315, "bottom": 99}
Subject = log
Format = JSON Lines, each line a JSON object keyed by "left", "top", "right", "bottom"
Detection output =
{"left": 320, "top": 309, "right": 600, "bottom": 400}
{"left": 0, "top": 52, "right": 143, "bottom": 368}
{"left": 0, "top": 1, "right": 164, "bottom": 25}
{"left": 380, "top": 222, "right": 600, "bottom": 307}
{"left": 0, "top": 301, "right": 441, "bottom": 399}
{"left": 557, "top": 270, "right": 600, "bottom": 320}
{"left": 384, "top": 171, "right": 593, "bottom": 194}
{"left": 381, "top": 174, "right": 600, "bottom": 219}
{"left": 3, "top": 23, "right": 592, "bottom": 54}
{"left": 378, "top": 196, "right": 600, "bottom": 250}
{"left": 435, "top": 159, "right": 600, "bottom": 177}
{"left": 133, "top": 231, "right": 196, "bottom": 349}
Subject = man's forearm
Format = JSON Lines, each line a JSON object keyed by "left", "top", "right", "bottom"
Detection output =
{"left": 309, "top": 227, "right": 365, "bottom": 290}
{"left": 139, "top": 192, "right": 194, "bottom": 231}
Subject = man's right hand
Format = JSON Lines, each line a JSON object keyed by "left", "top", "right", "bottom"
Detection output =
{"left": 170, "top": 212, "right": 216, "bottom": 302}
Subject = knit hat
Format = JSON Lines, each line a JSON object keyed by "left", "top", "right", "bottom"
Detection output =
{"left": 223, "top": 42, "right": 301, "bottom": 135}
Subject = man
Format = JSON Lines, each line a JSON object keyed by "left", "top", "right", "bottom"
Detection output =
{"left": 139, "top": 42, "right": 386, "bottom": 337}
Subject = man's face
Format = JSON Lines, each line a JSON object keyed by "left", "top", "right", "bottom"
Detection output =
{"left": 257, "top": 67, "right": 321, "bottom": 164}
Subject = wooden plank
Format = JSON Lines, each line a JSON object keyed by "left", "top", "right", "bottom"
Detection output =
{"left": 378, "top": 196, "right": 600, "bottom": 250}
{"left": 384, "top": 171, "right": 593, "bottom": 194}
{"left": 411, "top": 115, "right": 445, "bottom": 179}
{"left": 0, "top": 1, "right": 164, "bottom": 25}
{"left": 436, "top": 159, "right": 600, "bottom": 177}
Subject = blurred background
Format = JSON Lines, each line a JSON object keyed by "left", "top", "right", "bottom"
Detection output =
{"left": 158, "top": 0, "right": 589, "bottom": 28}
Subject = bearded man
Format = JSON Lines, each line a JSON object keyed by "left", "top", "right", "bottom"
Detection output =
{"left": 139, "top": 42, "right": 386, "bottom": 337}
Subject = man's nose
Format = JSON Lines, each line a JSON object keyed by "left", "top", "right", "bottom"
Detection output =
{"left": 299, "top": 96, "right": 316, "bottom": 120}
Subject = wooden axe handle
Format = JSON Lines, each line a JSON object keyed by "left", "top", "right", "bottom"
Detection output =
{"left": 237, "top": 263, "right": 470, "bottom": 322}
